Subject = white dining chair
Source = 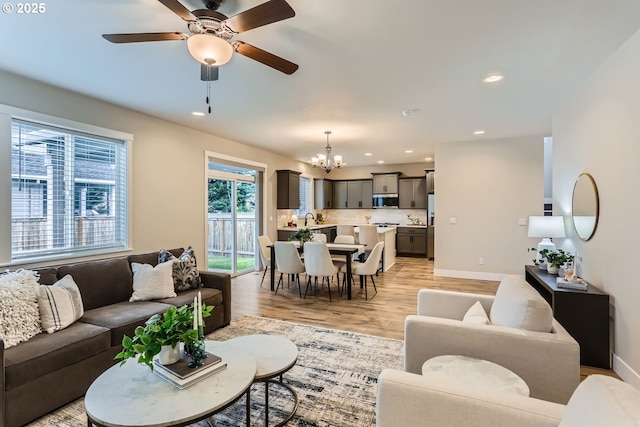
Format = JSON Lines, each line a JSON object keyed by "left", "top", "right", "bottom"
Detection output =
{"left": 358, "top": 224, "right": 380, "bottom": 261}
{"left": 303, "top": 242, "right": 338, "bottom": 302}
{"left": 273, "top": 241, "right": 305, "bottom": 297}
{"left": 334, "top": 235, "right": 356, "bottom": 244}
{"left": 336, "top": 225, "right": 355, "bottom": 239}
{"left": 351, "top": 241, "right": 384, "bottom": 300}
{"left": 311, "top": 232, "right": 327, "bottom": 242}
{"left": 257, "top": 235, "right": 272, "bottom": 287}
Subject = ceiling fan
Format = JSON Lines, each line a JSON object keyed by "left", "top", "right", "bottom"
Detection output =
{"left": 102, "top": 0, "right": 299, "bottom": 81}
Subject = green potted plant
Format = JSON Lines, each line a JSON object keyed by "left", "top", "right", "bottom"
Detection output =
{"left": 115, "top": 303, "right": 213, "bottom": 370}
{"left": 289, "top": 227, "right": 312, "bottom": 244}
{"left": 531, "top": 248, "right": 574, "bottom": 275}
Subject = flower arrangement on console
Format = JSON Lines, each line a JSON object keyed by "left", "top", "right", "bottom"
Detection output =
{"left": 115, "top": 297, "right": 213, "bottom": 370}
{"left": 529, "top": 248, "right": 574, "bottom": 274}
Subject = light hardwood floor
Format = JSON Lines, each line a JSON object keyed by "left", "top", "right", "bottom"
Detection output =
{"left": 230, "top": 256, "right": 616, "bottom": 380}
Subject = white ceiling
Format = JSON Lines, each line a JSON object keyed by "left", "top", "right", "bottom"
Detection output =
{"left": 1, "top": 0, "right": 639, "bottom": 167}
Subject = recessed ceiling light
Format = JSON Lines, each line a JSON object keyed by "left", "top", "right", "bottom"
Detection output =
{"left": 405, "top": 150, "right": 413, "bottom": 153}
{"left": 377, "top": 160, "right": 384, "bottom": 164}
{"left": 473, "top": 130, "right": 485, "bottom": 135}
{"left": 192, "top": 111, "right": 205, "bottom": 116}
{"left": 425, "top": 157, "right": 433, "bottom": 161}
{"left": 483, "top": 74, "right": 504, "bottom": 84}
{"left": 365, "top": 152, "right": 372, "bottom": 156}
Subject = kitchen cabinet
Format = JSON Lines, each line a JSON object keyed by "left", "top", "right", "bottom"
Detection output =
{"left": 277, "top": 230, "right": 296, "bottom": 241}
{"left": 347, "top": 180, "right": 373, "bottom": 209}
{"left": 397, "top": 226, "right": 427, "bottom": 257}
{"left": 399, "top": 177, "right": 427, "bottom": 209}
{"left": 276, "top": 170, "right": 301, "bottom": 209}
{"left": 372, "top": 173, "right": 399, "bottom": 194}
{"left": 333, "top": 181, "right": 348, "bottom": 209}
{"left": 314, "top": 178, "right": 333, "bottom": 209}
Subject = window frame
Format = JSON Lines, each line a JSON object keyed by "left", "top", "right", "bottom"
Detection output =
{"left": 0, "top": 104, "right": 133, "bottom": 267}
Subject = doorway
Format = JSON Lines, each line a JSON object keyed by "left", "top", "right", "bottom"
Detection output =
{"left": 207, "top": 161, "right": 259, "bottom": 275}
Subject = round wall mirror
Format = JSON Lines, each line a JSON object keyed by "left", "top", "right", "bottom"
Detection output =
{"left": 571, "top": 173, "right": 599, "bottom": 241}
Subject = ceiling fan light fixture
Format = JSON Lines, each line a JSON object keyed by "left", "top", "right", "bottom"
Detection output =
{"left": 187, "top": 34, "right": 233, "bottom": 65}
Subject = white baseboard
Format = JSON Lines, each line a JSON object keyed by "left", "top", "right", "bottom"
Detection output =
{"left": 433, "top": 269, "right": 510, "bottom": 282}
{"left": 613, "top": 354, "right": 640, "bottom": 389}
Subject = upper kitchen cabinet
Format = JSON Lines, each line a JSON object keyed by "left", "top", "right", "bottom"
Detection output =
{"left": 372, "top": 173, "right": 400, "bottom": 194}
{"left": 314, "top": 178, "right": 334, "bottom": 209}
{"left": 425, "top": 170, "right": 435, "bottom": 194}
{"left": 333, "top": 181, "right": 348, "bottom": 209}
{"left": 347, "top": 180, "right": 373, "bottom": 209}
{"left": 276, "top": 169, "right": 301, "bottom": 209}
{"left": 399, "top": 177, "right": 427, "bottom": 209}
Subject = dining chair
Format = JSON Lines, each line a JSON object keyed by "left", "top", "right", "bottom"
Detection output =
{"left": 358, "top": 224, "right": 380, "bottom": 261}
{"left": 311, "top": 232, "right": 327, "bottom": 242}
{"left": 257, "top": 235, "right": 272, "bottom": 287}
{"left": 352, "top": 241, "right": 384, "bottom": 300}
{"left": 334, "top": 235, "right": 356, "bottom": 244}
{"left": 336, "top": 225, "right": 355, "bottom": 239}
{"left": 273, "top": 241, "right": 305, "bottom": 297}
{"left": 303, "top": 242, "right": 338, "bottom": 302}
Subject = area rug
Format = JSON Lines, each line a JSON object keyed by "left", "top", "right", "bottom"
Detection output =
{"left": 27, "top": 315, "right": 404, "bottom": 427}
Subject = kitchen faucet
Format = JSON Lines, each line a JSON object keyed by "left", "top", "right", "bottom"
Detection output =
{"left": 304, "top": 212, "right": 315, "bottom": 226}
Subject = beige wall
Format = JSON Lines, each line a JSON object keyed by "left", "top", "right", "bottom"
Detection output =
{"left": 433, "top": 136, "right": 545, "bottom": 280}
{"left": 553, "top": 28, "right": 640, "bottom": 386}
{"left": 0, "top": 69, "right": 310, "bottom": 266}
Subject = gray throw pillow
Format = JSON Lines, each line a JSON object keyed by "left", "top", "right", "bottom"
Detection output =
{"left": 158, "top": 246, "right": 202, "bottom": 292}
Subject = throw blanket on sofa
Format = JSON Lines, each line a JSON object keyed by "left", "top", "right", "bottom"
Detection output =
{"left": 0, "top": 269, "right": 42, "bottom": 348}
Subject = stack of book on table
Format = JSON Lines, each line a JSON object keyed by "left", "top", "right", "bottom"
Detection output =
{"left": 153, "top": 351, "right": 226, "bottom": 389}
{"left": 556, "top": 277, "right": 588, "bottom": 291}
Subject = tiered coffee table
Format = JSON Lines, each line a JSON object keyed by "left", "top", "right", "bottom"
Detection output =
{"left": 226, "top": 334, "right": 299, "bottom": 426}
{"left": 85, "top": 341, "right": 257, "bottom": 427}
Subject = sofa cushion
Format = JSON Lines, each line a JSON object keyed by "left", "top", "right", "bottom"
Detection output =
{"left": 129, "top": 261, "right": 176, "bottom": 302}
{"left": 58, "top": 258, "right": 133, "bottom": 311}
{"left": 463, "top": 301, "right": 491, "bottom": 325}
{"left": 158, "top": 246, "right": 202, "bottom": 292}
{"left": 37, "top": 275, "right": 85, "bottom": 333}
{"left": 3, "top": 321, "right": 110, "bottom": 389}
{"left": 80, "top": 300, "right": 173, "bottom": 346}
{"left": 559, "top": 374, "right": 640, "bottom": 427}
{"left": 156, "top": 287, "right": 223, "bottom": 310}
{"left": 33, "top": 267, "right": 58, "bottom": 285}
{"left": 490, "top": 275, "right": 553, "bottom": 332}
{"left": 127, "top": 248, "right": 183, "bottom": 268}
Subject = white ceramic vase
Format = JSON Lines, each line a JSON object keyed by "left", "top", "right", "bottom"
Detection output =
{"left": 546, "top": 265, "right": 560, "bottom": 275}
{"left": 157, "top": 344, "right": 180, "bottom": 365}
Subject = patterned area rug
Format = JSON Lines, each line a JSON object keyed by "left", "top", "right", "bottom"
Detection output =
{"left": 27, "top": 316, "right": 404, "bottom": 427}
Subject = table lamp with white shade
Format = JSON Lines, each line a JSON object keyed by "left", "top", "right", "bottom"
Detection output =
{"left": 528, "top": 216, "right": 566, "bottom": 269}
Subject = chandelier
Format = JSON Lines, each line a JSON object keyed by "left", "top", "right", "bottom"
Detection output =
{"left": 311, "top": 131, "right": 343, "bottom": 173}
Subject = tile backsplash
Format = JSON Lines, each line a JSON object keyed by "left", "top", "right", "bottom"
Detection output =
{"left": 277, "top": 209, "right": 427, "bottom": 227}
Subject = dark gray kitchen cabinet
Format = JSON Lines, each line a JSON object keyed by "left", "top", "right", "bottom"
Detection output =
{"left": 347, "top": 180, "right": 373, "bottom": 209}
{"left": 397, "top": 226, "right": 427, "bottom": 257}
{"left": 276, "top": 170, "right": 301, "bottom": 209}
{"left": 314, "top": 178, "right": 334, "bottom": 209}
{"left": 399, "top": 178, "right": 427, "bottom": 209}
{"left": 372, "top": 173, "right": 399, "bottom": 194}
{"left": 333, "top": 181, "right": 348, "bottom": 209}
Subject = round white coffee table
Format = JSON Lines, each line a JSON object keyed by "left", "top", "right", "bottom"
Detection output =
{"left": 422, "top": 355, "right": 530, "bottom": 396}
{"left": 85, "top": 341, "right": 256, "bottom": 427}
{"left": 226, "top": 334, "right": 299, "bottom": 426}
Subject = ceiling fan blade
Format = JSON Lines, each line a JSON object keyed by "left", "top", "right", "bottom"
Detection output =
{"left": 234, "top": 41, "right": 298, "bottom": 75}
{"left": 102, "top": 32, "right": 186, "bottom": 43}
{"left": 157, "top": 0, "right": 198, "bottom": 21}
{"left": 224, "top": 0, "right": 295, "bottom": 33}
{"left": 201, "top": 64, "right": 219, "bottom": 81}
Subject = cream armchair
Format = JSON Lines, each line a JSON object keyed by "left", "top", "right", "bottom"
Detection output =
{"left": 376, "top": 373, "right": 639, "bottom": 427}
{"left": 404, "top": 276, "right": 580, "bottom": 404}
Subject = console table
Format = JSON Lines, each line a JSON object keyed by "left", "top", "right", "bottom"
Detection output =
{"left": 524, "top": 265, "right": 610, "bottom": 369}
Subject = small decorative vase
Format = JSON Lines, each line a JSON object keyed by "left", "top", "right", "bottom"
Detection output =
{"left": 186, "top": 339, "right": 207, "bottom": 368}
{"left": 546, "top": 265, "right": 560, "bottom": 275}
{"left": 157, "top": 344, "right": 180, "bottom": 365}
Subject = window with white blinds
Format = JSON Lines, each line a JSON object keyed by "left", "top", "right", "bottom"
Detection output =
{"left": 10, "top": 119, "right": 128, "bottom": 261}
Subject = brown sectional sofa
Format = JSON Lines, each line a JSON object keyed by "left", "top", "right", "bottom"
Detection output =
{"left": 0, "top": 248, "right": 231, "bottom": 427}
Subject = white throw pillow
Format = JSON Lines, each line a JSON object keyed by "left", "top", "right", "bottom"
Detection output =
{"left": 463, "top": 301, "right": 491, "bottom": 325}
{"left": 38, "top": 274, "right": 84, "bottom": 334}
{"left": 490, "top": 275, "right": 553, "bottom": 332}
{"left": 129, "top": 261, "right": 176, "bottom": 302}
{"left": 0, "top": 269, "right": 42, "bottom": 348}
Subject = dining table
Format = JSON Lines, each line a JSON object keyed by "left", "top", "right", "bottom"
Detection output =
{"left": 268, "top": 242, "right": 365, "bottom": 300}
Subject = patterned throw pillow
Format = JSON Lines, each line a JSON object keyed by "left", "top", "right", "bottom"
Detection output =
{"left": 38, "top": 275, "right": 84, "bottom": 333}
{"left": 0, "top": 269, "right": 42, "bottom": 348}
{"left": 158, "top": 246, "right": 202, "bottom": 292}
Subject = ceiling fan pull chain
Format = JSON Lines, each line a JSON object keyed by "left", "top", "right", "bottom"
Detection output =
{"left": 205, "top": 65, "right": 212, "bottom": 114}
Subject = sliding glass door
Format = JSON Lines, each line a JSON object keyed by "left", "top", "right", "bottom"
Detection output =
{"left": 207, "top": 163, "right": 257, "bottom": 275}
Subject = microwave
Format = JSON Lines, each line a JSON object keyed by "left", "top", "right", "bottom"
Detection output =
{"left": 372, "top": 194, "right": 399, "bottom": 208}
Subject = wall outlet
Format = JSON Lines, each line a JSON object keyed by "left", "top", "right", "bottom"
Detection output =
{"left": 449, "top": 217, "right": 457, "bottom": 224}
{"left": 479, "top": 257, "right": 484, "bottom": 265}
{"left": 518, "top": 218, "right": 527, "bottom": 226}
